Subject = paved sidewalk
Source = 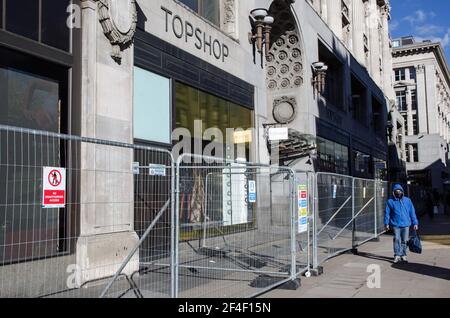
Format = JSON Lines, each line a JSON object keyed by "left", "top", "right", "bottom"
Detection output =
{"left": 262, "top": 215, "right": 450, "bottom": 298}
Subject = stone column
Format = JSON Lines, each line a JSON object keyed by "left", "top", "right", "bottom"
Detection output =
{"left": 76, "top": 0, "right": 138, "bottom": 286}
{"left": 408, "top": 144, "right": 414, "bottom": 163}
{"left": 221, "top": 0, "right": 238, "bottom": 39}
{"left": 321, "top": 0, "right": 328, "bottom": 22}
{"left": 416, "top": 64, "right": 429, "bottom": 134}
{"left": 406, "top": 88, "right": 414, "bottom": 136}
{"left": 380, "top": 4, "right": 394, "bottom": 100}
{"left": 352, "top": 0, "right": 366, "bottom": 64}
{"left": 425, "top": 64, "right": 439, "bottom": 135}
{"left": 368, "top": 0, "right": 381, "bottom": 84}
{"left": 327, "top": 0, "right": 342, "bottom": 40}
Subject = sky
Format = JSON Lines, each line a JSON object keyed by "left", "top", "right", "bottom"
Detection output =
{"left": 389, "top": 0, "right": 450, "bottom": 64}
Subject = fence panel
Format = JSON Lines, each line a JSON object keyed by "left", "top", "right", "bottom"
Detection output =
{"left": 353, "top": 178, "right": 376, "bottom": 247}
{"left": 0, "top": 125, "right": 173, "bottom": 298}
{"left": 174, "top": 154, "right": 297, "bottom": 298}
{"left": 314, "top": 173, "right": 354, "bottom": 266}
{"left": 375, "top": 181, "right": 389, "bottom": 236}
{"left": 293, "top": 171, "right": 312, "bottom": 277}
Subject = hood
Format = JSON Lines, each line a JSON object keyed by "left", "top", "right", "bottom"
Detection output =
{"left": 392, "top": 184, "right": 404, "bottom": 192}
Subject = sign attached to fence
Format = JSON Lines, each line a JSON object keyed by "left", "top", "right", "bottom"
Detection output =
{"left": 42, "top": 167, "right": 66, "bottom": 209}
{"left": 298, "top": 184, "right": 308, "bottom": 233}
{"left": 248, "top": 180, "right": 256, "bottom": 203}
{"left": 149, "top": 164, "right": 166, "bottom": 177}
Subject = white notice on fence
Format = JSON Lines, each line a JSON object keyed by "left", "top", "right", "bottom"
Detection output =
{"left": 149, "top": 164, "right": 166, "bottom": 176}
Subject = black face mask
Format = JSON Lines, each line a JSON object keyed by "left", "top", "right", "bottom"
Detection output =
{"left": 394, "top": 190, "right": 403, "bottom": 199}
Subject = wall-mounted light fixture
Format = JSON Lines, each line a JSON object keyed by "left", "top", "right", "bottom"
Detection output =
{"left": 249, "top": 8, "right": 274, "bottom": 68}
{"left": 312, "top": 61, "right": 328, "bottom": 96}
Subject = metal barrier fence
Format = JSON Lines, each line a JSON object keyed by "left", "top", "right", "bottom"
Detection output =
{"left": 1, "top": 125, "right": 390, "bottom": 298}
{"left": 173, "top": 154, "right": 303, "bottom": 298}
{"left": 311, "top": 173, "right": 388, "bottom": 269}
{"left": 0, "top": 125, "right": 173, "bottom": 298}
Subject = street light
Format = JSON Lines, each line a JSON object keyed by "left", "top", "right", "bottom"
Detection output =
{"left": 249, "top": 8, "right": 274, "bottom": 68}
{"left": 312, "top": 61, "right": 328, "bottom": 95}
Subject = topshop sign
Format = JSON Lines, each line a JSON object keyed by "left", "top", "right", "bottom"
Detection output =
{"left": 161, "top": 6, "right": 230, "bottom": 62}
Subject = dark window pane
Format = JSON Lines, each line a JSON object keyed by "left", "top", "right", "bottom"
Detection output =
{"left": 0, "top": 0, "right": 3, "bottom": 29}
{"left": 201, "top": 0, "right": 220, "bottom": 26}
{"left": 42, "top": 0, "right": 71, "bottom": 51}
{"left": 0, "top": 66, "right": 60, "bottom": 132}
{"left": 179, "top": 0, "right": 198, "bottom": 12}
{"left": 5, "top": 0, "right": 39, "bottom": 40}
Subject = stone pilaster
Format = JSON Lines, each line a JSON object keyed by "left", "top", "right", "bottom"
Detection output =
{"left": 76, "top": 0, "right": 138, "bottom": 286}
{"left": 352, "top": 0, "right": 366, "bottom": 64}
{"left": 327, "top": 0, "right": 343, "bottom": 40}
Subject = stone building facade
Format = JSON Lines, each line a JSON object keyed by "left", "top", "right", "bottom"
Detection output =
{"left": 392, "top": 36, "right": 450, "bottom": 204}
{"left": 0, "top": 0, "right": 395, "bottom": 295}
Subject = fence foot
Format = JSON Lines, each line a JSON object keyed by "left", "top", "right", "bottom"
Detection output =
{"left": 250, "top": 276, "right": 300, "bottom": 291}
{"left": 310, "top": 266, "right": 323, "bottom": 276}
{"left": 371, "top": 236, "right": 381, "bottom": 242}
{"left": 351, "top": 248, "right": 358, "bottom": 255}
{"left": 279, "top": 278, "right": 301, "bottom": 290}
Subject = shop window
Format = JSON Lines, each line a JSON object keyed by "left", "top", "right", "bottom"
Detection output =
{"left": 178, "top": 0, "right": 220, "bottom": 27}
{"left": 0, "top": 47, "right": 70, "bottom": 264}
{"left": 5, "top": 0, "right": 39, "bottom": 40}
{"left": 4, "top": 0, "right": 71, "bottom": 52}
{"left": 372, "top": 97, "right": 384, "bottom": 136}
{"left": 134, "top": 67, "right": 171, "bottom": 145}
{"left": 318, "top": 41, "right": 344, "bottom": 110}
{"left": 41, "top": 0, "right": 71, "bottom": 52}
{"left": 175, "top": 81, "right": 253, "bottom": 160}
{"left": 351, "top": 75, "right": 367, "bottom": 125}
{"left": 0, "top": 47, "right": 68, "bottom": 133}
{"left": 175, "top": 82, "right": 255, "bottom": 233}
{"left": 316, "top": 137, "right": 349, "bottom": 175}
{"left": 353, "top": 150, "right": 372, "bottom": 178}
{"left": 374, "top": 158, "right": 387, "bottom": 180}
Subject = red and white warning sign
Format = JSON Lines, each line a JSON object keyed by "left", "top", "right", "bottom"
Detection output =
{"left": 42, "top": 167, "right": 66, "bottom": 208}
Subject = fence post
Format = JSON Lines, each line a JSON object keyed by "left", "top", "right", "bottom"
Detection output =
{"left": 173, "top": 157, "right": 181, "bottom": 298}
{"left": 170, "top": 158, "right": 176, "bottom": 298}
{"left": 312, "top": 173, "right": 318, "bottom": 270}
{"left": 374, "top": 181, "right": 377, "bottom": 238}
{"left": 290, "top": 170, "right": 297, "bottom": 281}
{"left": 351, "top": 178, "right": 356, "bottom": 252}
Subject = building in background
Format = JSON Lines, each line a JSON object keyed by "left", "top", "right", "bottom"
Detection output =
{"left": 269, "top": 0, "right": 394, "bottom": 180}
{"left": 392, "top": 36, "right": 450, "bottom": 211}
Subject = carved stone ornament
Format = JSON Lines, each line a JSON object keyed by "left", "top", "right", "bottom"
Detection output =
{"left": 273, "top": 96, "right": 297, "bottom": 124}
{"left": 97, "top": 0, "right": 138, "bottom": 63}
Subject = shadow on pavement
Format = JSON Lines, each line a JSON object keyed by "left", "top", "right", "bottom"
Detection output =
{"left": 356, "top": 252, "right": 394, "bottom": 264}
{"left": 391, "top": 262, "right": 450, "bottom": 281}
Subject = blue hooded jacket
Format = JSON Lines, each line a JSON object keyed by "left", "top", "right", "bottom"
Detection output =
{"left": 384, "top": 184, "right": 419, "bottom": 227}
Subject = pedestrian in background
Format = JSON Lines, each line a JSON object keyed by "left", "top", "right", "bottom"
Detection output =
{"left": 385, "top": 184, "right": 419, "bottom": 264}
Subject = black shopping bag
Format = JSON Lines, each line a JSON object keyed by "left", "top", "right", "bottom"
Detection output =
{"left": 408, "top": 229, "right": 422, "bottom": 254}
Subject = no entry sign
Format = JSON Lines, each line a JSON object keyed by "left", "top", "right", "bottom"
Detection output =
{"left": 42, "top": 167, "right": 66, "bottom": 208}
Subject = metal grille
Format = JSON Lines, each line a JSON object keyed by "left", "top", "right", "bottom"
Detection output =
{"left": 174, "top": 154, "right": 297, "bottom": 298}
{"left": 313, "top": 173, "right": 353, "bottom": 266}
{"left": 0, "top": 125, "right": 173, "bottom": 298}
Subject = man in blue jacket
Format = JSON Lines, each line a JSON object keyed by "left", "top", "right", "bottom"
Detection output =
{"left": 385, "top": 184, "right": 419, "bottom": 263}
